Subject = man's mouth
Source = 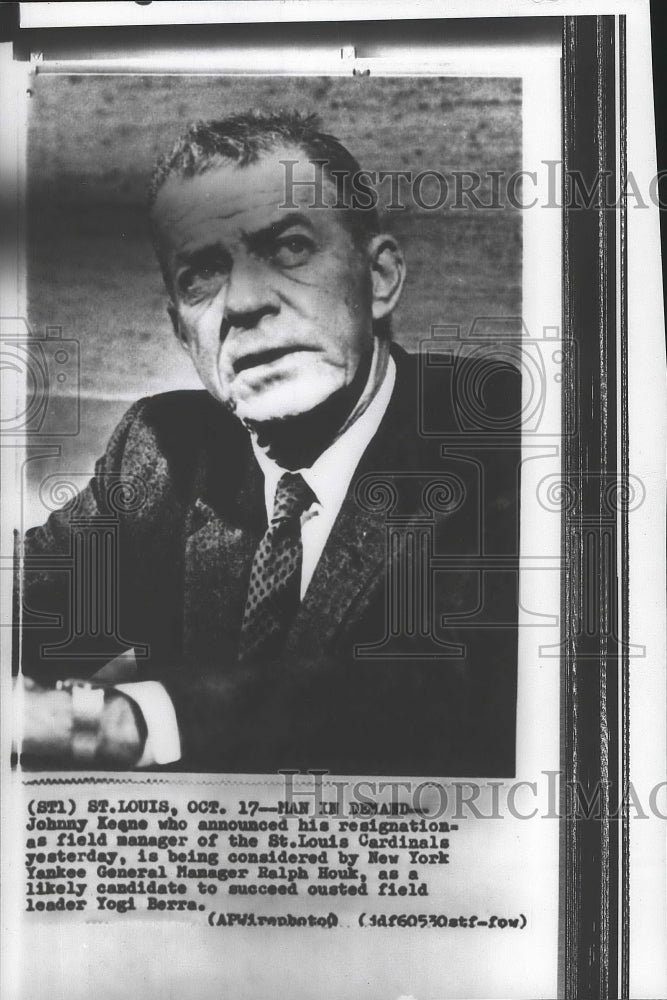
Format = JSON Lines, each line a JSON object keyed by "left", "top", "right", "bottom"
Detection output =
{"left": 233, "top": 347, "right": 310, "bottom": 374}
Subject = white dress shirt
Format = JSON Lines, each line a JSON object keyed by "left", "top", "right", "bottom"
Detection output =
{"left": 119, "top": 355, "right": 396, "bottom": 766}
{"left": 252, "top": 355, "right": 396, "bottom": 599}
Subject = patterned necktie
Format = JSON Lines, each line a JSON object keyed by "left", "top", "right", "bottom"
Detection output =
{"left": 238, "top": 471, "right": 316, "bottom": 663}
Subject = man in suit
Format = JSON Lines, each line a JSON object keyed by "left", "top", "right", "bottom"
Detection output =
{"left": 18, "top": 111, "right": 520, "bottom": 776}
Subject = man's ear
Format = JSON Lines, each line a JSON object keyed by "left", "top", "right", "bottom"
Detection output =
{"left": 368, "top": 234, "right": 406, "bottom": 323}
{"left": 168, "top": 302, "right": 190, "bottom": 353}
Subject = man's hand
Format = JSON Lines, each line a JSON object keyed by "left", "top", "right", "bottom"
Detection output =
{"left": 16, "top": 676, "right": 145, "bottom": 767}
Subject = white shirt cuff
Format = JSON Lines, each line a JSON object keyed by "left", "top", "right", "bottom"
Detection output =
{"left": 115, "top": 681, "right": 181, "bottom": 766}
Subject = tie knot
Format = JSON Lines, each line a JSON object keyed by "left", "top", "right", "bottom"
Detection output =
{"left": 272, "top": 472, "right": 315, "bottom": 524}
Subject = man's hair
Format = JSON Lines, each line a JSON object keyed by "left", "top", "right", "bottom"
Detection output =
{"left": 148, "top": 109, "right": 380, "bottom": 247}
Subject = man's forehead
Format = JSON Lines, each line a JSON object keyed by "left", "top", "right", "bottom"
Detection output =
{"left": 151, "top": 146, "right": 332, "bottom": 228}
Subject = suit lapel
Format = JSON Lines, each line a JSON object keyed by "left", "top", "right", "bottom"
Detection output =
{"left": 286, "top": 346, "right": 429, "bottom": 659}
{"left": 284, "top": 486, "right": 388, "bottom": 658}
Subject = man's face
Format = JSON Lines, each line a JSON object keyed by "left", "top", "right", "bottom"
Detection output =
{"left": 151, "top": 148, "right": 379, "bottom": 425}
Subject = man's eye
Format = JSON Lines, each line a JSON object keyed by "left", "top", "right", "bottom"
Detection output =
{"left": 177, "top": 263, "right": 226, "bottom": 298}
{"left": 272, "top": 236, "right": 313, "bottom": 267}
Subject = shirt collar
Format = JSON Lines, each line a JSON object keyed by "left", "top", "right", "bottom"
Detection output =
{"left": 252, "top": 354, "right": 396, "bottom": 520}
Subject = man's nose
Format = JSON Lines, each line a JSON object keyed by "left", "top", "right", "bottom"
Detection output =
{"left": 222, "top": 254, "right": 278, "bottom": 331}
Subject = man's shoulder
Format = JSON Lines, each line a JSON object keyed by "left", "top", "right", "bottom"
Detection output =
{"left": 391, "top": 344, "right": 522, "bottom": 441}
{"left": 106, "top": 389, "right": 245, "bottom": 482}
{"left": 128, "top": 388, "right": 230, "bottom": 427}
{"left": 115, "top": 389, "right": 239, "bottom": 448}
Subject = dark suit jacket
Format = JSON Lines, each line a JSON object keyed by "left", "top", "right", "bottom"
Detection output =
{"left": 19, "top": 346, "right": 521, "bottom": 776}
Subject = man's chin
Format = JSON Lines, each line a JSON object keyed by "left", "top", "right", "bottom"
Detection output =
{"left": 230, "top": 384, "right": 336, "bottom": 426}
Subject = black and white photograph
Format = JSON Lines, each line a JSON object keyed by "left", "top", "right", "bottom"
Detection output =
{"left": 16, "top": 71, "right": 525, "bottom": 776}
{"left": 1, "top": 3, "right": 665, "bottom": 999}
